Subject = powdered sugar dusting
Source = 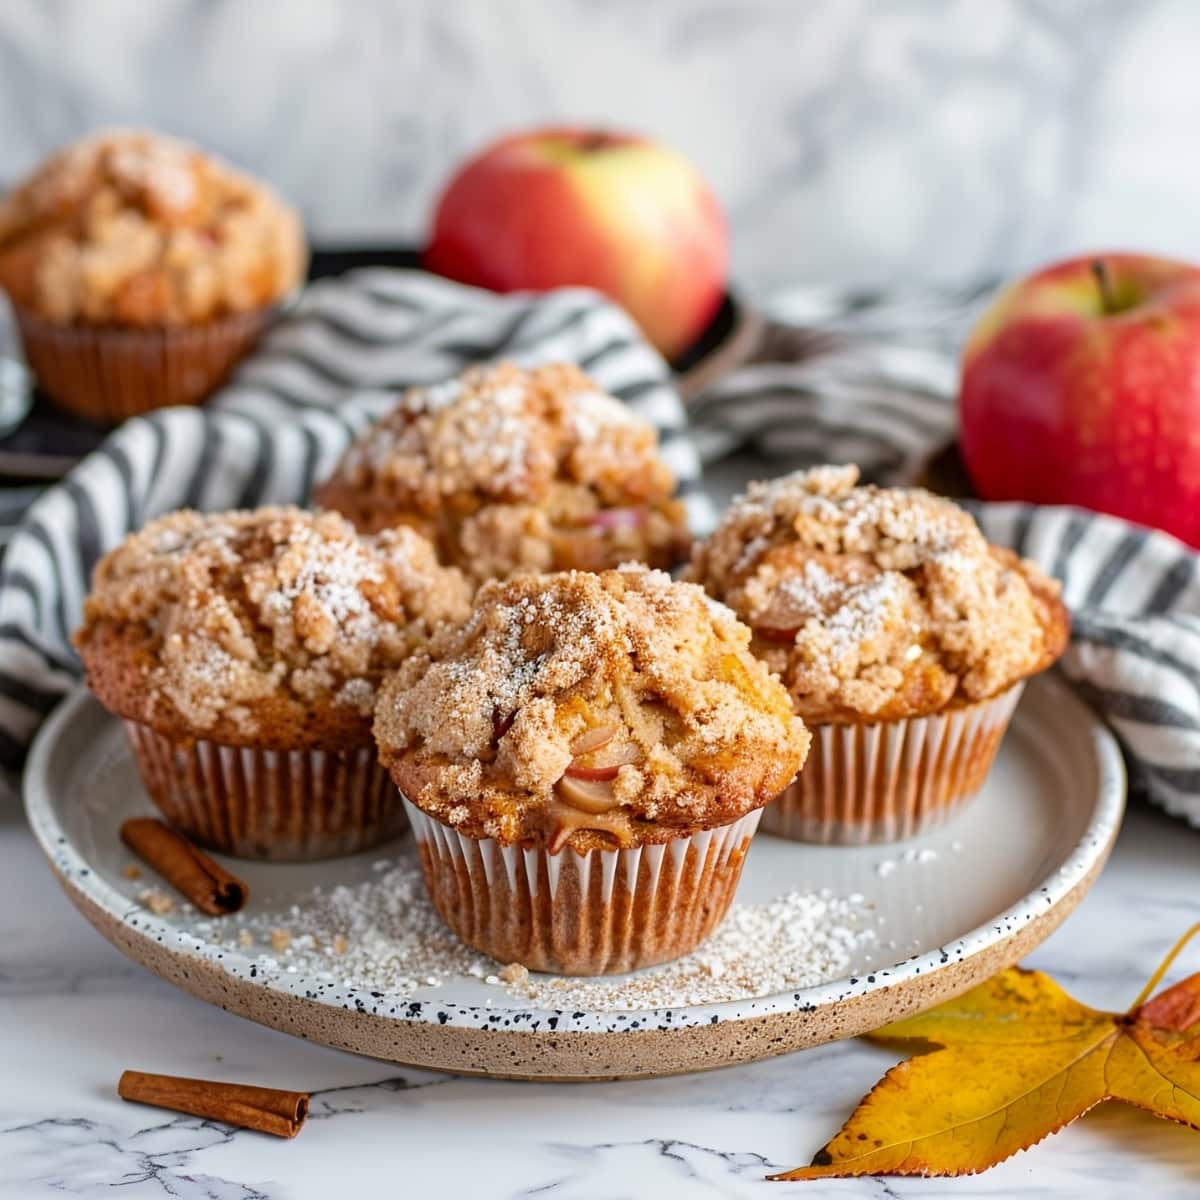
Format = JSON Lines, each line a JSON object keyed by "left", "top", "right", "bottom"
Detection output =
{"left": 192, "top": 843, "right": 875, "bottom": 1011}
{"left": 687, "top": 464, "right": 1067, "bottom": 720}
{"left": 107, "top": 134, "right": 198, "bottom": 212}
{"left": 777, "top": 558, "right": 844, "bottom": 611}
{"left": 315, "top": 362, "right": 689, "bottom": 582}
{"left": 820, "top": 572, "right": 910, "bottom": 662}
{"left": 449, "top": 381, "right": 533, "bottom": 492}
{"left": 403, "top": 376, "right": 462, "bottom": 414}
{"left": 77, "top": 507, "right": 471, "bottom": 737}
{"left": 569, "top": 389, "right": 641, "bottom": 443}
{"left": 0, "top": 129, "right": 305, "bottom": 324}
{"left": 520, "top": 888, "right": 875, "bottom": 1008}
{"left": 373, "top": 566, "right": 808, "bottom": 844}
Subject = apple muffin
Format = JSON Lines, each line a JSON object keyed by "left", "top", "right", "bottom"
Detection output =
{"left": 74, "top": 507, "right": 471, "bottom": 860}
{"left": 314, "top": 361, "right": 692, "bottom": 582}
{"left": 0, "top": 129, "right": 306, "bottom": 423}
{"left": 686, "top": 465, "right": 1069, "bottom": 843}
{"left": 374, "top": 564, "right": 809, "bottom": 974}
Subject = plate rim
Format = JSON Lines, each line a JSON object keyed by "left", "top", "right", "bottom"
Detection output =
{"left": 25, "top": 674, "right": 1125, "bottom": 1041}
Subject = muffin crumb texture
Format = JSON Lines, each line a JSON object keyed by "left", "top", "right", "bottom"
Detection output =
{"left": 316, "top": 361, "right": 690, "bottom": 580}
{"left": 75, "top": 507, "right": 470, "bottom": 746}
{"left": 687, "top": 465, "right": 1068, "bottom": 721}
{"left": 0, "top": 129, "right": 305, "bottom": 325}
{"left": 374, "top": 565, "right": 809, "bottom": 850}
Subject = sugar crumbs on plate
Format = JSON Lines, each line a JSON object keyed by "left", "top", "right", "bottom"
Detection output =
{"left": 519, "top": 889, "right": 874, "bottom": 1010}
{"left": 193, "top": 844, "right": 874, "bottom": 1012}
{"left": 499, "top": 962, "right": 530, "bottom": 986}
{"left": 138, "top": 888, "right": 175, "bottom": 915}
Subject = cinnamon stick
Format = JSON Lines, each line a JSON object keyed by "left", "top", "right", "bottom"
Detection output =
{"left": 118, "top": 1070, "right": 308, "bottom": 1138}
{"left": 119, "top": 818, "right": 248, "bottom": 916}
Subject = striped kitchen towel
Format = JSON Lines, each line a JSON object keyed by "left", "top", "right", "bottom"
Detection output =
{"left": 688, "top": 281, "right": 981, "bottom": 477}
{"left": 0, "top": 270, "right": 707, "bottom": 766}
{"left": 2, "top": 274, "right": 1199, "bottom": 831}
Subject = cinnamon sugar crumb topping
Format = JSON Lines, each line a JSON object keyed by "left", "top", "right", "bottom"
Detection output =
{"left": 326, "top": 362, "right": 669, "bottom": 509}
{"left": 687, "top": 466, "right": 1068, "bottom": 721}
{"left": 374, "top": 565, "right": 809, "bottom": 849}
{"left": 0, "top": 130, "right": 305, "bottom": 325}
{"left": 315, "top": 362, "right": 690, "bottom": 580}
{"left": 76, "top": 507, "right": 471, "bottom": 739}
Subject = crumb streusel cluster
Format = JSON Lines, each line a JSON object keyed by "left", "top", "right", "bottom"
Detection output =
{"left": 0, "top": 130, "right": 305, "bottom": 326}
{"left": 374, "top": 565, "right": 809, "bottom": 850}
{"left": 686, "top": 465, "right": 1068, "bottom": 722}
{"left": 315, "top": 361, "right": 691, "bottom": 580}
{"left": 74, "top": 507, "right": 470, "bottom": 745}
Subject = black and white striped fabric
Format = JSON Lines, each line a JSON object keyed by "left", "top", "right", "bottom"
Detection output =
{"left": 688, "top": 282, "right": 980, "bottom": 480}
{"left": 3, "top": 274, "right": 1200, "bottom": 831}
{"left": 0, "top": 270, "right": 707, "bottom": 766}
{"left": 969, "top": 503, "right": 1200, "bottom": 824}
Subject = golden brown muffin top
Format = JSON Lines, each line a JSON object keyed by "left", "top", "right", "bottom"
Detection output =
{"left": 74, "top": 507, "right": 471, "bottom": 748}
{"left": 686, "top": 465, "right": 1069, "bottom": 723}
{"left": 0, "top": 130, "right": 306, "bottom": 326}
{"left": 314, "top": 361, "right": 690, "bottom": 580}
{"left": 374, "top": 565, "right": 810, "bottom": 852}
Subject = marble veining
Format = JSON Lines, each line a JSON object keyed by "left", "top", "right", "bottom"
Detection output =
{"left": 5, "top": 783, "right": 1200, "bottom": 1196}
{"left": 1, "top": 1, "right": 1199, "bottom": 293}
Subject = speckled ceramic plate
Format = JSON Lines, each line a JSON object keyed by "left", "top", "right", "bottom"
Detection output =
{"left": 25, "top": 674, "right": 1123, "bottom": 1080}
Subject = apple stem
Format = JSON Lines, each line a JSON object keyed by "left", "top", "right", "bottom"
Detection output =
{"left": 579, "top": 132, "right": 613, "bottom": 153}
{"left": 1091, "top": 259, "right": 1117, "bottom": 315}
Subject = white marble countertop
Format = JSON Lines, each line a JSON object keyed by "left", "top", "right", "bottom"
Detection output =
{"left": 3, "top": 792, "right": 1200, "bottom": 1198}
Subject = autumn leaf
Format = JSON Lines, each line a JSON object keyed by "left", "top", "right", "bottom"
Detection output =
{"left": 771, "top": 923, "right": 1200, "bottom": 1181}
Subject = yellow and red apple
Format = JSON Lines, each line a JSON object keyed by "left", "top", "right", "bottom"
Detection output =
{"left": 960, "top": 252, "right": 1200, "bottom": 547}
{"left": 424, "top": 127, "right": 728, "bottom": 360}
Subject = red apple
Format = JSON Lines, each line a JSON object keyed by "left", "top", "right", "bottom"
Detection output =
{"left": 960, "top": 252, "right": 1200, "bottom": 546}
{"left": 425, "top": 127, "right": 728, "bottom": 360}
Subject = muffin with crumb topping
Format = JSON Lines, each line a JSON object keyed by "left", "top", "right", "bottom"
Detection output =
{"left": 374, "top": 564, "right": 808, "bottom": 974}
{"left": 686, "top": 465, "right": 1068, "bottom": 843}
{"left": 314, "top": 361, "right": 692, "bottom": 582}
{"left": 74, "top": 507, "right": 470, "bottom": 860}
{"left": 0, "top": 129, "right": 306, "bottom": 423}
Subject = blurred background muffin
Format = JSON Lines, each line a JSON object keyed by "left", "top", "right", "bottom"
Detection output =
{"left": 315, "top": 361, "right": 692, "bottom": 582}
{"left": 687, "top": 465, "right": 1069, "bottom": 845}
{"left": 0, "top": 129, "right": 306, "bottom": 424}
{"left": 374, "top": 564, "right": 808, "bottom": 974}
{"left": 74, "top": 506, "right": 470, "bottom": 861}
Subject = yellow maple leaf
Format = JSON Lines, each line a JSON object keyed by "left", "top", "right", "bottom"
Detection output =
{"left": 772, "top": 924, "right": 1200, "bottom": 1181}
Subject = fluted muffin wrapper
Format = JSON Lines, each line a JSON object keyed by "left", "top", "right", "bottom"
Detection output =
{"left": 124, "top": 720, "right": 404, "bottom": 862}
{"left": 763, "top": 682, "right": 1026, "bottom": 846}
{"left": 403, "top": 797, "right": 763, "bottom": 976}
{"left": 14, "top": 305, "right": 270, "bottom": 425}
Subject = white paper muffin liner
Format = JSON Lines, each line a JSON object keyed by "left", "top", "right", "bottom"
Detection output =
{"left": 763, "top": 682, "right": 1026, "bottom": 846}
{"left": 124, "top": 720, "right": 403, "bottom": 861}
{"left": 403, "top": 797, "right": 763, "bottom": 976}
